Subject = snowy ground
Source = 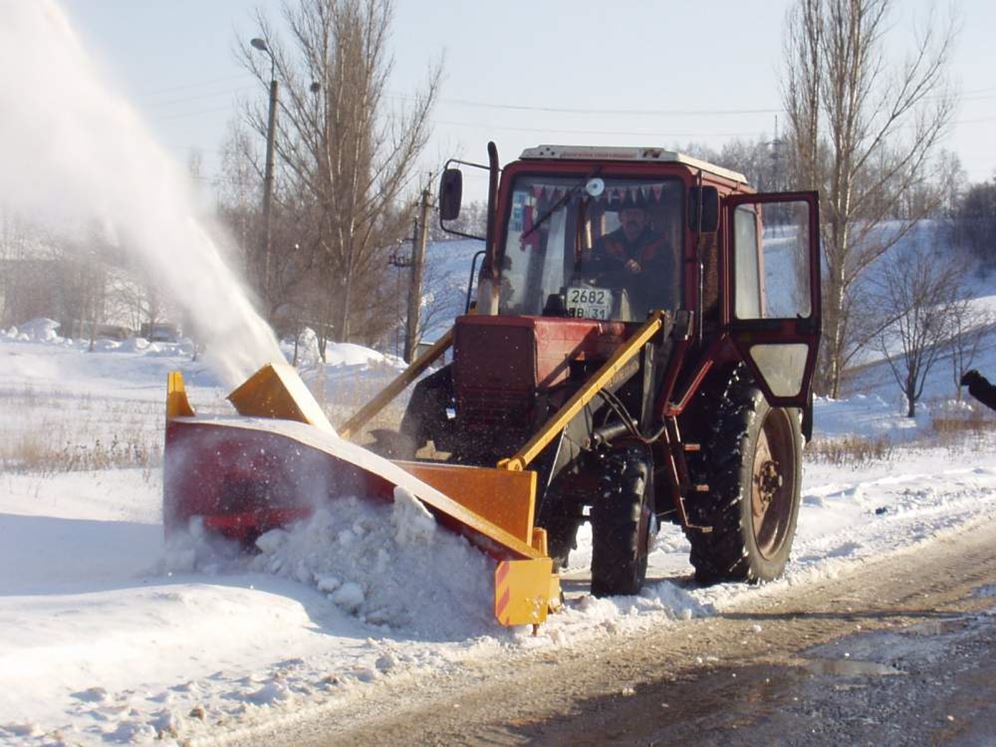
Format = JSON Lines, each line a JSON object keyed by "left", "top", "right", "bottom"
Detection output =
{"left": 2, "top": 321, "right": 996, "bottom": 745}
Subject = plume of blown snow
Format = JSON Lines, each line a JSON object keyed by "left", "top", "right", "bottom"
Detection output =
{"left": 0, "top": 1, "right": 281, "bottom": 387}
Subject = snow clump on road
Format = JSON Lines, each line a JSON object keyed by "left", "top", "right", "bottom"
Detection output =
{"left": 218, "top": 488, "right": 498, "bottom": 640}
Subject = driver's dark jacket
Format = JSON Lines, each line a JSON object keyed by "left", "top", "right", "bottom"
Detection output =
{"left": 589, "top": 228, "right": 675, "bottom": 308}
{"left": 591, "top": 228, "right": 673, "bottom": 274}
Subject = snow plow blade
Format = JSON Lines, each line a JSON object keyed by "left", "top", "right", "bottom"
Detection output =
{"left": 163, "top": 365, "right": 560, "bottom": 628}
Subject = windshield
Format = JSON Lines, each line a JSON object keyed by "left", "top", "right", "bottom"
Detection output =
{"left": 498, "top": 175, "right": 683, "bottom": 322}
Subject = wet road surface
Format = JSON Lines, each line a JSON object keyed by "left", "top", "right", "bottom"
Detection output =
{"left": 508, "top": 602, "right": 996, "bottom": 746}
{"left": 288, "top": 520, "right": 996, "bottom": 747}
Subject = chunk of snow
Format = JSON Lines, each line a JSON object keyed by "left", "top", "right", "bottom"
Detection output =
{"left": 332, "top": 582, "right": 366, "bottom": 612}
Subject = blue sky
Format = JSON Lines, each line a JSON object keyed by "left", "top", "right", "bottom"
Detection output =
{"left": 60, "top": 0, "right": 996, "bottom": 200}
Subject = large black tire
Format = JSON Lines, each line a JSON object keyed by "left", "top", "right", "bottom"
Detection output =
{"left": 686, "top": 368, "right": 803, "bottom": 584}
{"left": 590, "top": 449, "right": 655, "bottom": 597}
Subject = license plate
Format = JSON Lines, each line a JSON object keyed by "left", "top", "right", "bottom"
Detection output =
{"left": 566, "top": 287, "right": 611, "bottom": 320}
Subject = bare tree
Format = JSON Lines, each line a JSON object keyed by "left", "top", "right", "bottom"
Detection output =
{"left": 781, "top": 0, "right": 958, "bottom": 397}
{"left": 216, "top": 121, "right": 262, "bottom": 281}
{"left": 0, "top": 209, "right": 36, "bottom": 327}
{"left": 409, "top": 247, "right": 467, "bottom": 350}
{"left": 237, "top": 0, "right": 441, "bottom": 353}
{"left": 782, "top": 0, "right": 823, "bottom": 194}
{"left": 948, "top": 301, "right": 992, "bottom": 400}
{"left": 428, "top": 199, "right": 487, "bottom": 242}
{"left": 875, "top": 244, "right": 962, "bottom": 417}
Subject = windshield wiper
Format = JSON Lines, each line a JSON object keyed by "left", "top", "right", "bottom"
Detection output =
{"left": 521, "top": 168, "right": 602, "bottom": 240}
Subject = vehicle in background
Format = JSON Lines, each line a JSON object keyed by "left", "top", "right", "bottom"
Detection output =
{"left": 140, "top": 322, "right": 180, "bottom": 343}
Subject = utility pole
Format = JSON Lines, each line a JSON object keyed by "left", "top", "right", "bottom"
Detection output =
{"left": 388, "top": 238, "right": 412, "bottom": 358}
{"left": 262, "top": 77, "right": 277, "bottom": 305}
{"left": 404, "top": 182, "right": 431, "bottom": 363}
{"left": 251, "top": 38, "right": 278, "bottom": 315}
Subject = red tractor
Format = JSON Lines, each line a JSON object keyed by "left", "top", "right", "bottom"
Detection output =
{"left": 374, "top": 143, "right": 821, "bottom": 594}
{"left": 164, "top": 142, "right": 821, "bottom": 626}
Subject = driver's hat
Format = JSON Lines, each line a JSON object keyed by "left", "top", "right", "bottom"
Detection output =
{"left": 611, "top": 191, "right": 648, "bottom": 213}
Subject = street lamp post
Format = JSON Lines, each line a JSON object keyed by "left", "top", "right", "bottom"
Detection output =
{"left": 251, "top": 38, "right": 278, "bottom": 313}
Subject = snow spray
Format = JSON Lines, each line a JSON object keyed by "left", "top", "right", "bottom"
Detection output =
{"left": 0, "top": 1, "right": 282, "bottom": 388}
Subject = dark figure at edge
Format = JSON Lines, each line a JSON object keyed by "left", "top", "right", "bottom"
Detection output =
{"left": 961, "top": 369, "right": 996, "bottom": 411}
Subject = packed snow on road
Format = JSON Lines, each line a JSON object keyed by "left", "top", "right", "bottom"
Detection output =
{"left": 2, "top": 320, "right": 996, "bottom": 745}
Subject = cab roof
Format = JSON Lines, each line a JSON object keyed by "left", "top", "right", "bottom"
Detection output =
{"left": 519, "top": 144, "right": 748, "bottom": 185}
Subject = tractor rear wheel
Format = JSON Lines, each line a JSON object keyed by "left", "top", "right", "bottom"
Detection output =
{"left": 590, "top": 449, "right": 655, "bottom": 597}
{"left": 687, "top": 370, "right": 802, "bottom": 584}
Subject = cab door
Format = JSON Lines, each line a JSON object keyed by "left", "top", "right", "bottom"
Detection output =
{"left": 724, "top": 191, "right": 821, "bottom": 410}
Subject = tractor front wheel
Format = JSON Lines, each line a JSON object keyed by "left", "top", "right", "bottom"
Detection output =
{"left": 590, "top": 449, "right": 655, "bottom": 597}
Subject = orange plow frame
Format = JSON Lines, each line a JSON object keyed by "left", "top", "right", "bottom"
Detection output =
{"left": 165, "top": 365, "right": 561, "bottom": 628}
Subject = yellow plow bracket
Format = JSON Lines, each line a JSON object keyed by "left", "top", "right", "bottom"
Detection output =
{"left": 495, "top": 558, "right": 561, "bottom": 627}
{"left": 339, "top": 328, "right": 454, "bottom": 440}
{"left": 166, "top": 371, "right": 195, "bottom": 420}
{"left": 396, "top": 461, "right": 537, "bottom": 545}
{"left": 227, "top": 362, "right": 335, "bottom": 433}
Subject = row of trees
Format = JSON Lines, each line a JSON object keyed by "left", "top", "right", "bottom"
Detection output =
{"left": 679, "top": 1, "right": 989, "bottom": 415}
{"left": 953, "top": 179, "right": 996, "bottom": 268}
{"left": 221, "top": 0, "right": 967, "bottom": 386}
{"left": 3, "top": 0, "right": 990, "bottom": 416}
{"left": 695, "top": 133, "right": 995, "bottom": 415}
{"left": 217, "top": 0, "right": 441, "bottom": 356}
{"left": 781, "top": 0, "right": 958, "bottom": 400}
{"left": 774, "top": 0, "right": 995, "bottom": 415}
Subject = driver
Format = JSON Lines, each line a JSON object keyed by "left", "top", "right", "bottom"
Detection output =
{"left": 589, "top": 197, "right": 675, "bottom": 311}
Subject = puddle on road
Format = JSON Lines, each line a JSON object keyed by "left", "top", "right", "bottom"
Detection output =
{"left": 902, "top": 618, "right": 969, "bottom": 636}
{"left": 972, "top": 583, "right": 996, "bottom": 599}
{"left": 804, "top": 658, "right": 904, "bottom": 677}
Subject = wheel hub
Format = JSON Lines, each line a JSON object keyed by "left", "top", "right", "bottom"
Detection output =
{"left": 750, "top": 409, "right": 796, "bottom": 559}
{"left": 755, "top": 460, "right": 782, "bottom": 512}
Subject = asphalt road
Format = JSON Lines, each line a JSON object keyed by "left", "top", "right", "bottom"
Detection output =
{"left": 285, "top": 519, "right": 996, "bottom": 747}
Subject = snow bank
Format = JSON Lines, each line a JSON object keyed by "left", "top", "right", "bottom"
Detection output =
{"left": 249, "top": 489, "right": 495, "bottom": 639}
{"left": 165, "top": 488, "right": 496, "bottom": 641}
{"left": 3, "top": 317, "right": 61, "bottom": 342}
{"left": 280, "top": 328, "right": 406, "bottom": 373}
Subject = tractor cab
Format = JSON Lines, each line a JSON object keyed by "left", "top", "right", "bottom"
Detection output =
{"left": 495, "top": 173, "right": 683, "bottom": 324}
{"left": 446, "top": 144, "right": 746, "bottom": 328}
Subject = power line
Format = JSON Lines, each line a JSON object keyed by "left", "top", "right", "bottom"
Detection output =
{"left": 432, "top": 118, "right": 766, "bottom": 138}
{"left": 141, "top": 86, "right": 255, "bottom": 110}
{"left": 132, "top": 73, "right": 256, "bottom": 100}
{"left": 432, "top": 114, "right": 996, "bottom": 137}
{"left": 428, "top": 95, "right": 781, "bottom": 117}
{"left": 389, "top": 87, "right": 996, "bottom": 118}
{"left": 155, "top": 104, "right": 242, "bottom": 122}
{"left": 136, "top": 80, "right": 996, "bottom": 126}
{"left": 954, "top": 115, "right": 996, "bottom": 124}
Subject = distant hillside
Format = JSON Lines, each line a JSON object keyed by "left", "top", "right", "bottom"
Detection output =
{"left": 419, "top": 223, "right": 996, "bottom": 421}
{"left": 420, "top": 238, "right": 485, "bottom": 341}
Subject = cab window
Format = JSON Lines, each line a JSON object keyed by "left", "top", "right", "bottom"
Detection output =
{"left": 500, "top": 176, "right": 683, "bottom": 322}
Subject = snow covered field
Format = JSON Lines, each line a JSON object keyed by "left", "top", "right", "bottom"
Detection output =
{"left": 2, "top": 321, "right": 996, "bottom": 745}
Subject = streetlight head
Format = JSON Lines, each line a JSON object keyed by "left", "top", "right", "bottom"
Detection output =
{"left": 250, "top": 38, "right": 269, "bottom": 52}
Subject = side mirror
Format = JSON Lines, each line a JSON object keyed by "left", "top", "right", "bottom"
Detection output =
{"left": 688, "top": 186, "right": 719, "bottom": 233}
{"left": 439, "top": 168, "right": 463, "bottom": 222}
